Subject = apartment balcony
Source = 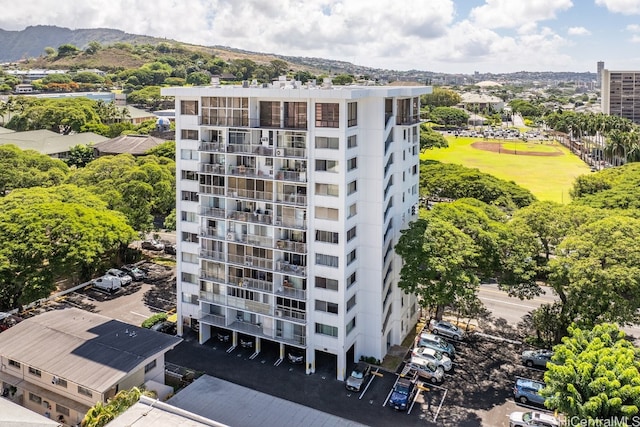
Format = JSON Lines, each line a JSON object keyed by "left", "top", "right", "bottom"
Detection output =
{"left": 275, "top": 239, "right": 307, "bottom": 253}
{"left": 227, "top": 210, "right": 273, "bottom": 226}
{"left": 276, "top": 193, "right": 307, "bottom": 206}
{"left": 276, "top": 147, "right": 306, "bottom": 158}
{"left": 275, "top": 284, "right": 306, "bottom": 300}
{"left": 200, "top": 163, "right": 225, "bottom": 174}
{"left": 228, "top": 254, "right": 273, "bottom": 270}
{"left": 199, "top": 141, "right": 226, "bottom": 152}
{"left": 200, "top": 249, "right": 225, "bottom": 262}
{"left": 199, "top": 291, "right": 226, "bottom": 305}
{"left": 275, "top": 260, "right": 306, "bottom": 277}
{"left": 274, "top": 217, "right": 306, "bottom": 230}
{"left": 397, "top": 116, "right": 421, "bottom": 126}
{"left": 240, "top": 233, "right": 273, "bottom": 249}
{"left": 226, "top": 144, "right": 274, "bottom": 157}
{"left": 200, "top": 206, "right": 226, "bottom": 219}
{"left": 200, "top": 116, "right": 255, "bottom": 127}
{"left": 227, "top": 188, "right": 273, "bottom": 202}
{"left": 227, "top": 295, "right": 272, "bottom": 316}
{"left": 274, "top": 306, "right": 306, "bottom": 324}
{"left": 199, "top": 227, "right": 226, "bottom": 240}
{"left": 275, "top": 333, "right": 306, "bottom": 346}
{"left": 199, "top": 269, "right": 226, "bottom": 284}
{"left": 199, "top": 312, "right": 226, "bottom": 327}
{"left": 199, "top": 184, "right": 225, "bottom": 196}
{"left": 274, "top": 170, "right": 307, "bottom": 182}
{"left": 229, "top": 276, "right": 273, "bottom": 293}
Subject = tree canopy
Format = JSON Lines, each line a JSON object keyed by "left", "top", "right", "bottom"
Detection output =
{"left": 542, "top": 323, "right": 640, "bottom": 422}
{"left": 421, "top": 87, "right": 461, "bottom": 108}
{"left": 0, "top": 144, "right": 69, "bottom": 195}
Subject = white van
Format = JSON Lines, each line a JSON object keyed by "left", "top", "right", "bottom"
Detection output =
{"left": 91, "top": 275, "right": 122, "bottom": 293}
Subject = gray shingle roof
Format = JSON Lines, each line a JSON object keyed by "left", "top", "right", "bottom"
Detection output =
{"left": 0, "top": 308, "right": 181, "bottom": 392}
{"left": 93, "top": 134, "right": 166, "bottom": 156}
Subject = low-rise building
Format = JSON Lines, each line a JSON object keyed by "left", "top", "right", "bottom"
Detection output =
{"left": 0, "top": 308, "right": 182, "bottom": 426}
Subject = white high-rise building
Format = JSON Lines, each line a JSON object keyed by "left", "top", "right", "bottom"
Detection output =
{"left": 162, "top": 78, "right": 430, "bottom": 379}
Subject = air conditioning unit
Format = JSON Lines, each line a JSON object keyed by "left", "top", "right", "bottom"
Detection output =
{"left": 245, "top": 260, "right": 253, "bottom": 266}
{"left": 51, "top": 377, "right": 59, "bottom": 385}
{"left": 260, "top": 136, "right": 269, "bottom": 143}
{"left": 274, "top": 220, "right": 282, "bottom": 226}
{"left": 275, "top": 149, "right": 285, "bottom": 157}
{"left": 227, "top": 233, "right": 234, "bottom": 240}
{"left": 276, "top": 310, "right": 283, "bottom": 317}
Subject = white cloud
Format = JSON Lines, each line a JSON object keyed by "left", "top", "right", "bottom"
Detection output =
{"left": 568, "top": 26, "right": 591, "bottom": 35}
{"left": 469, "top": 0, "right": 573, "bottom": 29}
{"left": 596, "top": 0, "right": 640, "bottom": 14}
{"left": 627, "top": 24, "right": 640, "bottom": 32}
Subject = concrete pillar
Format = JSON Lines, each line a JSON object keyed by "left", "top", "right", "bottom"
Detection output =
{"left": 336, "top": 350, "right": 346, "bottom": 381}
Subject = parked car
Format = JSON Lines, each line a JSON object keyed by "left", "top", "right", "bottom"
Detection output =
{"left": 164, "top": 243, "right": 177, "bottom": 255}
{"left": 407, "top": 356, "right": 444, "bottom": 384}
{"left": 389, "top": 377, "right": 417, "bottom": 411}
{"left": 513, "top": 378, "right": 546, "bottom": 406}
{"left": 345, "top": 362, "right": 371, "bottom": 392}
{"left": 150, "top": 321, "right": 177, "bottom": 335}
{"left": 105, "top": 268, "right": 132, "bottom": 286}
{"left": 412, "top": 347, "right": 453, "bottom": 372}
{"left": 521, "top": 349, "right": 554, "bottom": 369}
{"left": 430, "top": 320, "right": 466, "bottom": 341}
{"left": 120, "top": 265, "right": 146, "bottom": 281}
{"left": 287, "top": 349, "right": 304, "bottom": 364}
{"left": 141, "top": 240, "right": 165, "bottom": 251}
{"left": 91, "top": 275, "right": 122, "bottom": 293}
{"left": 509, "top": 410, "right": 560, "bottom": 427}
{"left": 416, "top": 332, "right": 456, "bottom": 358}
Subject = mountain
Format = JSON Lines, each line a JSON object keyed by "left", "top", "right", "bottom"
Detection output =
{"left": 0, "top": 25, "right": 165, "bottom": 63}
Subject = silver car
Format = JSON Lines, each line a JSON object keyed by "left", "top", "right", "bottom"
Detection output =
{"left": 105, "top": 268, "right": 132, "bottom": 286}
{"left": 521, "top": 349, "right": 553, "bottom": 369}
{"left": 345, "top": 362, "right": 371, "bottom": 392}
{"left": 412, "top": 347, "right": 452, "bottom": 372}
{"left": 430, "top": 320, "right": 466, "bottom": 341}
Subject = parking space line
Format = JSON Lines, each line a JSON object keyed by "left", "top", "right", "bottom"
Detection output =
{"left": 358, "top": 369, "right": 378, "bottom": 400}
{"left": 226, "top": 345, "right": 236, "bottom": 353}
{"left": 130, "top": 311, "right": 148, "bottom": 318}
{"left": 274, "top": 358, "right": 283, "bottom": 366}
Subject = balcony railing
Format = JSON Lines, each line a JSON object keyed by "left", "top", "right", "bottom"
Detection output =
{"left": 275, "top": 306, "right": 306, "bottom": 323}
{"left": 227, "top": 144, "right": 274, "bottom": 156}
{"left": 276, "top": 194, "right": 307, "bottom": 206}
{"left": 229, "top": 276, "right": 273, "bottom": 293}
{"left": 275, "top": 261, "right": 306, "bottom": 277}
{"left": 227, "top": 296, "right": 272, "bottom": 316}
{"left": 275, "top": 285, "right": 306, "bottom": 300}
{"left": 200, "top": 206, "right": 226, "bottom": 219}
{"left": 199, "top": 269, "right": 225, "bottom": 284}
{"left": 227, "top": 211, "right": 273, "bottom": 225}
{"left": 275, "top": 239, "right": 307, "bottom": 253}
{"left": 241, "top": 233, "right": 273, "bottom": 248}
{"left": 198, "top": 312, "right": 226, "bottom": 326}
{"left": 199, "top": 291, "right": 226, "bottom": 305}
{"left": 199, "top": 184, "right": 225, "bottom": 195}
{"left": 199, "top": 141, "right": 226, "bottom": 152}
{"left": 200, "top": 163, "right": 225, "bottom": 174}
{"left": 228, "top": 254, "right": 273, "bottom": 270}
{"left": 274, "top": 217, "right": 306, "bottom": 230}
{"left": 278, "top": 147, "right": 307, "bottom": 158}
{"left": 199, "top": 227, "right": 226, "bottom": 240}
{"left": 200, "top": 249, "right": 225, "bottom": 262}
{"left": 274, "top": 170, "right": 307, "bottom": 182}
{"left": 228, "top": 188, "right": 273, "bottom": 202}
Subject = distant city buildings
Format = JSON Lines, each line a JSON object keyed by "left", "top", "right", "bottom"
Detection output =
{"left": 597, "top": 61, "right": 605, "bottom": 88}
{"left": 601, "top": 69, "right": 640, "bottom": 124}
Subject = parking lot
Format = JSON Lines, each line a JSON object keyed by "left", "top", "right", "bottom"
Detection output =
{"left": 12, "top": 258, "right": 558, "bottom": 426}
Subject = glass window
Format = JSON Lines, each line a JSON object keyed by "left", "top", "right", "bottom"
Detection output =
{"left": 29, "top": 392, "right": 42, "bottom": 404}
{"left": 347, "top": 295, "right": 357, "bottom": 311}
{"left": 315, "top": 183, "right": 339, "bottom": 197}
{"left": 315, "top": 207, "right": 339, "bottom": 221}
{"left": 347, "top": 157, "right": 357, "bottom": 171}
{"left": 347, "top": 249, "right": 357, "bottom": 266}
{"left": 347, "top": 226, "right": 356, "bottom": 242}
{"left": 315, "top": 103, "right": 340, "bottom": 128}
{"left": 315, "top": 299, "right": 339, "bottom": 314}
{"left": 315, "top": 136, "right": 339, "bottom": 149}
{"left": 315, "top": 322, "right": 338, "bottom": 337}
{"left": 346, "top": 316, "right": 356, "bottom": 334}
{"left": 347, "top": 180, "right": 357, "bottom": 195}
{"left": 78, "top": 386, "right": 93, "bottom": 398}
{"left": 315, "top": 160, "right": 339, "bottom": 173}
{"left": 8, "top": 359, "right": 20, "bottom": 368}
{"left": 347, "top": 102, "right": 357, "bottom": 127}
{"left": 181, "top": 129, "right": 199, "bottom": 140}
{"left": 348, "top": 203, "right": 357, "bottom": 218}
{"left": 315, "top": 230, "right": 339, "bottom": 244}
{"left": 181, "top": 100, "right": 198, "bottom": 115}
{"left": 347, "top": 272, "right": 357, "bottom": 288}
{"left": 145, "top": 360, "right": 157, "bottom": 373}
{"left": 56, "top": 404, "right": 70, "bottom": 416}
{"left": 316, "top": 253, "right": 339, "bottom": 268}
{"left": 28, "top": 367, "right": 41, "bottom": 377}
{"left": 315, "top": 276, "right": 339, "bottom": 291}
{"left": 347, "top": 135, "right": 357, "bottom": 148}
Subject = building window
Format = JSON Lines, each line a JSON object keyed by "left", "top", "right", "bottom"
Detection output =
{"left": 29, "top": 392, "right": 42, "bottom": 404}
{"left": 56, "top": 404, "right": 70, "bottom": 417}
{"left": 315, "top": 183, "right": 339, "bottom": 197}
{"left": 181, "top": 272, "right": 198, "bottom": 284}
{"left": 346, "top": 316, "right": 356, "bottom": 334}
{"left": 53, "top": 377, "right": 67, "bottom": 388}
{"left": 316, "top": 253, "right": 339, "bottom": 268}
{"left": 347, "top": 135, "right": 357, "bottom": 148}
{"left": 315, "top": 159, "right": 339, "bottom": 173}
{"left": 180, "top": 148, "right": 198, "bottom": 160}
{"left": 181, "top": 170, "right": 198, "bottom": 181}
{"left": 180, "top": 129, "right": 199, "bottom": 141}
{"left": 315, "top": 103, "right": 340, "bottom": 128}
{"left": 28, "top": 367, "right": 41, "bottom": 377}
{"left": 315, "top": 322, "right": 338, "bottom": 337}
{"left": 412, "top": 164, "right": 418, "bottom": 175}
{"left": 182, "top": 292, "right": 199, "bottom": 304}
{"left": 182, "top": 252, "right": 199, "bottom": 264}
{"left": 315, "top": 136, "right": 339, "bottom": 149}
{"left": 347, "top": 102, "right": 357, "bottom": 127}
{"left": 347, "top": 180, "right": 357, "bottom": 195}
{"left": 77, "top": 386, "right": 93, "bottom": 398}
{"left": 347, "top": 272, "right": 357, "bottom": 288}
{"left": 145, "top": 360, "right": 157, "bottom": 373}
{"left": 347, "top": 295, "right": 357, "bottom": 312}
{"left": 181, "top": 191, "right": 199, "bottom": 202}
{"left": 181, "top": 211, "right": 197, "bottom": 223}
{"left": 347, "top": 249, "right": 357, "bottom": 266}
{"left": 347, "top": 203, "right": 357, "bottom": 218}
{"left": 8, "top": 359, "right": 20, "bottom": 368}
{"left": 181, "top": 100, "right": 198, "bottom": 115}
{"left": 315, "top": 207, "right": 339, "bottom": 221}
{"left": 315, "top": 299, "right": 339, "bottom": 314}
{"left": 315, "top": 230, "right": 339, "bottom": 244}
{"left": 347, "top": 226, "right": 357, "bottom": 242}
{"left": 182, "top": 232, "right": 199, "bottom": 243}
{"left": 315, "top": 276, "right": 339, "bottom": 291}
{"left": 347, "top": 157, "right": 357, "bottom": 171}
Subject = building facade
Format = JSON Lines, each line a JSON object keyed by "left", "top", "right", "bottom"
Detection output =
{"left": 596, "top": 61, "right": 604, "bottom": 88}
{"left": 162, "top": 78, "right": 430, "bottom": 380}
{"left": 601, "top": 69, "right": 640, "bottom": 125}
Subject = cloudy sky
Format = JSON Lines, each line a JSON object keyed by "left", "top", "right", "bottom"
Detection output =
{"left": 2, "top": 0, "right": 640, "bottom": 74}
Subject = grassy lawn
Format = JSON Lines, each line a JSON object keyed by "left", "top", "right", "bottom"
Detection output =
{"left": 421, "top": 137, "right": 590, "bottom": 203}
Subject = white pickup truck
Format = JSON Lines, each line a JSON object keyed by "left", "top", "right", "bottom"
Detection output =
{"left": 91, "top": 275, "right": 122, "bottom": 293}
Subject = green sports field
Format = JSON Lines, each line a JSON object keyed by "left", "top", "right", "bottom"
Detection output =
{"left": 421, "top": 137, "right": 591, "bottom": 203}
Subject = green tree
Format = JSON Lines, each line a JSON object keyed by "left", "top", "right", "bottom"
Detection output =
{"left": 66, "top": 144, "right": 95, "bottom": 168}
{"left": 419, "top": 124, "right": 448, "bottom": 150}
{"left": 395, "top": 216, "right": 479, "bottom": 319}
{"left": 186, "top": 71, "right": 210, "bottom": 85}
{"left": 57, "top": 43, "right": 80, "bottom": 58}
{"left": 0, "top": 145, "right": 69, "bottom": 195}
{"left": 145, "top": 140, "right": 175, "bottom": 160}
{"left": 85, "top": 41, "right": 102, "bottom": 55}
{"left": 421, "top": 87, "right": 461, "bottom": 107}
{"left": 0, "top": 185, "right": 135, "bottom": 310}
{"left": 429, "top": 107, "right": 469, "bottom": 128}
{"left": 82, "top": 387, "right": 142, "bottom": 427}
{"left": 542, "top": 323, "right": 640, "bottom": 422}
{"left": 332, "top": 74, "right": 355, "bottom": 85}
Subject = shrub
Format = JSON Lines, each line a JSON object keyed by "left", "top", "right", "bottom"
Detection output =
{"left": 141, "top": 312, "right": 167, "bottom": 328}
